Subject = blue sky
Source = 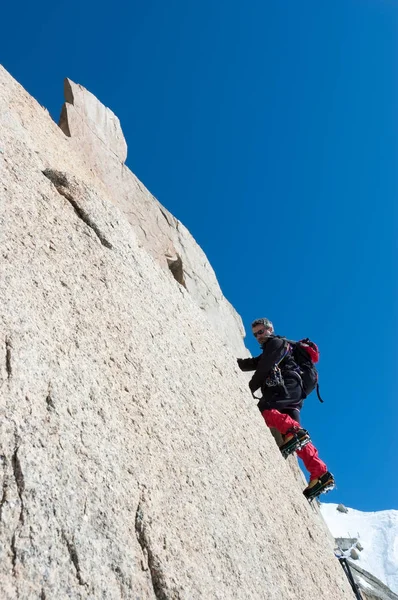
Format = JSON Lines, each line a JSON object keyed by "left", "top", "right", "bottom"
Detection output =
{"left": 1, "top": 0, "right": 397, "bottom": 511}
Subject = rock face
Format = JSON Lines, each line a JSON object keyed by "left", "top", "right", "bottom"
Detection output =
{"left": 58, "top": 78, "right": 247, "bottom": 358}
{"left": 0, "top": 65, "right": 354, "bottom": 599}
{"left": 336, "top": 537, "right": 359, "bottom": 552}
{"left": 59, "top": 78, "right": 128, "bottom": 162}
{"left": 348, "top": 563, "right": 398, "bottom": 600}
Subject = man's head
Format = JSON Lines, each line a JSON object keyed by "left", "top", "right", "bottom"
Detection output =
{"left": 251, "top": 318, "right": 274, "bottom": 345}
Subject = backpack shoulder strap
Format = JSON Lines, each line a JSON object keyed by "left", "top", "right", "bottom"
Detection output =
{"left": 270, "top": 335, "right": 297, "bottom": 346}
{"left": 270, "top": 334, "right": 296, "bottom": 345}
{"left": 316, "top": 383, "right": 324, "bottom": 403}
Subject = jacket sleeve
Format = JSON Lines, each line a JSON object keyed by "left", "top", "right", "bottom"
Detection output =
{"left": 237, "top": 356, "right": 261, "bottom": 371}
{"left": 249, "top": 338, "right": 287, "bottom": 392}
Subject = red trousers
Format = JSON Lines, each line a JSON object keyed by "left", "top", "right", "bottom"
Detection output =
{"left": 261, "top": 408, "right": 327, "bottom": 480}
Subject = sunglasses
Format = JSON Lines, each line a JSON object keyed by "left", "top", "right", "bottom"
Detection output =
{"left": 253, "top": 328, "right": 267, "bottom": 338}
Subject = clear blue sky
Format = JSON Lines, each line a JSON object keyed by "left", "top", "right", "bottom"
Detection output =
{"left": 1, "top": 0, "right": 397, "bottom": 511}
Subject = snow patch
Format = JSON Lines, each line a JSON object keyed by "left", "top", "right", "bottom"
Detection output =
{"left": 320, "top": 502, "right": 398, "bottom": 594}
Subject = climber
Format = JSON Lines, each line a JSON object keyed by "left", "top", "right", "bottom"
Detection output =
{"left": 237, "top": 317, "right": 334, "bottom": 500}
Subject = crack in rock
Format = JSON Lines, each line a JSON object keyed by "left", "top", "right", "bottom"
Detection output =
{"left": 166, "top": 254, "right": 186, "bottom": 288}
{"left": 64, "top": 195, "right": 113, "bottom": 250}
{"left": 42, "top": 169, "right": 113, "bottom": 250}
{"left": 158, "top": 206, "right": 176, "bottom": 228}
{"left": 0, "top": 456, "right": 8, "bottom": 522}
{"left": 9, "top": 441, "right": 25, "bottom": 592}
{"left": 46, "top": 389, "right": 55, "bottom": 411}
{"left": 135, "top": 501, "right": 173, "bottom": 600}
{"left": 62, "top": 530, "right": 87, "bottom": 587}
{"left": 12, "top": 446, "right": 24, "bottom": 525}
{"left": 5, "top": 336, "right": 12, "bottom": 379}
{"left": 11, "top": 531, "right": 17, "bottom": 577}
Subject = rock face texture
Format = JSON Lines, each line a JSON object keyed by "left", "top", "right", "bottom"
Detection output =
{"left": 59, "top": 78, "right": 128, "bottom": 162}
{"left": 0, "top": 65, "right": 354, "bottom": 599}
{"left": 58, "top": 78, "right": 246, "bottom": 358}
{"left": 349, "top": 563, "right": 398, "bottom": 600}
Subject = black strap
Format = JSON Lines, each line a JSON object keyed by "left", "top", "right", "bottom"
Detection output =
{"left": 274, "top": 336, "right": 325, "bottom": 404}
{"left": 316, "top": 383, "right": 324, "bottom": 403}
{"left": 271, "top": 334, "right": 296, "bottom": 345}
{"left": 338, "top": 558, "right": 364, "bottom": 600}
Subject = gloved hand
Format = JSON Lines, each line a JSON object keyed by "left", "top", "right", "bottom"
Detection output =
{"left": 237, "top": 358, "right": 245, "bottom": 370}
{"left": 249, "top": 378, "right": 263, "bottom": 400}
{"left": 249, "top": 379, "right": 257, "bottom": 394}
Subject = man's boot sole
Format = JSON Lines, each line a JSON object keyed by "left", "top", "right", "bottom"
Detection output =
{"left": 304, "top": 475, "right": 335, "bottom": 501}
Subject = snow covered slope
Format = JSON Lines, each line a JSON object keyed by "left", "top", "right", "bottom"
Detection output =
{"left": 320, "top": 503, "right": 398, "bottom": 595}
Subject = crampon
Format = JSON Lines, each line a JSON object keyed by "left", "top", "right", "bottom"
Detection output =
{"left": 280, "top": 428, "right": 310, "bottom": 459}
{"left": 303, "top": 472, "right": 335, "bottom": 501}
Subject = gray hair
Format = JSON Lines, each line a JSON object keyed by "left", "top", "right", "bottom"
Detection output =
{"left": 251, "top": 317, "right": 274, "bottom": 331}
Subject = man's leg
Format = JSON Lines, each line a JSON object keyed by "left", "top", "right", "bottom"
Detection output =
{"left": 261, "top": 408, "right": 300, "bottom": 433}
{"left": 261, "top": 408, "right": 334, "bottom": 498}
{"left": 258, "top": 382, "right": 302, "bottom": 448}
{"left": 262, "top": 409, "right": 327, "bottom": 477}
{"left": 281, "top": 408, "right": 300, "bottom": 424}
{"left": 296, "top": 443, "right": 328, "bottom": 480}
{"left": 261, "top": 408, "right": 309, "bottom": 454}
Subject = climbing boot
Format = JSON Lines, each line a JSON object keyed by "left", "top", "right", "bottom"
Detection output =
{"left": 303, "top": 471, "right": 335, "bottom": 501}
{"left": 279, "top": 428, "right": 310, "bottom": 458}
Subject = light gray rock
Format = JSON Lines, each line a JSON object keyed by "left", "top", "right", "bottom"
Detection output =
{"left": 59, "top": 78, "right": 128, "bottom": 163}
{"left": 0, "top": 64, "right": 355, "bottom": 599}
{"left": 57, "top": 77, "right": 247, "bottom": 357}
{"left": 348, "top": 562, "right": 398, "bottom": 600}
{"left": 337, "top": 503, "right": 349, "bottom": 513}
{"left": 336, "top": 537, "right": 359, "bottom": 552}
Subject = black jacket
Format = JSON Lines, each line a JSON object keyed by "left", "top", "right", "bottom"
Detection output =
{"left": 238, "top": 337, "right": 299, "bottom": 393}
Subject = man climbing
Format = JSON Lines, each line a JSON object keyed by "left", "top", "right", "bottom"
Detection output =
{"left": 237, "top": 317, "right": 334, "bottom": 500}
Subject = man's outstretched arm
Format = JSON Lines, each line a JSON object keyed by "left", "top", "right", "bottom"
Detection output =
{"left": 237, "top": 356, "right": 261, "bottom": 371}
